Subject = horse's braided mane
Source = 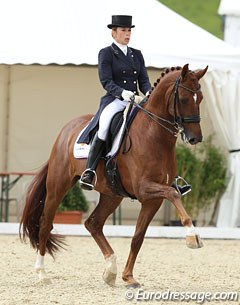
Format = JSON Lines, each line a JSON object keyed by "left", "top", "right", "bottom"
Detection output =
{"left": 148, "top": 66, "right": 182, "bottom": 96}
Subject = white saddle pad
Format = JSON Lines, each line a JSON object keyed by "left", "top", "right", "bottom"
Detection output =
{"left": 73, "top": 100, "right": 142, "bottom": 159}
{"left": 73, "top": 121, "right": 125, "bottom": 159}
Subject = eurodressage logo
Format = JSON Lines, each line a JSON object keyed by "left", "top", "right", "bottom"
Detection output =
{"left": 125, "top": 289, "right": 239, "bottom": 303}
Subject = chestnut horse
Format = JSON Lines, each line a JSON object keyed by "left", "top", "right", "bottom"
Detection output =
{"left": 20, "top": 64, "right": 208, "bottom": 288}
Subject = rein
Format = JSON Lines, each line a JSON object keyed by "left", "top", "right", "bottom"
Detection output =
{"left": 130, "top": 76, "right": 201, "bottom": 137}
{"left": 130, "top": 99, "right": 180, "bottom": 136}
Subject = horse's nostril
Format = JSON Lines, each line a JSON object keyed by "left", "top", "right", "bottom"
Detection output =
{"left": 189, "top": 137, "right": 202, "bottom": 145}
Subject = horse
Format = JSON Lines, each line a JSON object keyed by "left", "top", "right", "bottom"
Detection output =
{"left": 20, "top": 63, "right": 208, "bottom": 288}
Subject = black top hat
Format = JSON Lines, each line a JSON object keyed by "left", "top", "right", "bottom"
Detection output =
{"left": 107, "top": 15, "right": 135, "bottom": 29}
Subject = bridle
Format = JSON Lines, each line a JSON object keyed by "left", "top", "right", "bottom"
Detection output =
{"left": 173, "top": 76, "right": 201, "bottom": 125}
{"left": 130, "top": 75, "right": 201, "bottom": 137}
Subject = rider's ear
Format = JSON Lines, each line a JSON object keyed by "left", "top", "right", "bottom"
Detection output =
{"left": 181, "top": 64, "right": 189, "bottom": 79}
{"left": 195, "top": 66, "right": 208, "bottom": 80}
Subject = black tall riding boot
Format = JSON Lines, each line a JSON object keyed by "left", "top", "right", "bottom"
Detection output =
{"left": 80, "top": 134, "right": 105, "bottom": 190}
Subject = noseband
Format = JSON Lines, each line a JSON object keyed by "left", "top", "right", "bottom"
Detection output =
{"left": 130, "top": 75, "right": 201, "bottom": 137}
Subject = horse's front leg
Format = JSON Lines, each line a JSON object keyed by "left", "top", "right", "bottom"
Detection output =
{"left": 122, "top": 201, "right": 162, "bottom": 288}
{"left": 169, "top": 193, "right": 203, "bottom": 249}
{"left": 143, "top": 182, "right": 203, "bottom": 249}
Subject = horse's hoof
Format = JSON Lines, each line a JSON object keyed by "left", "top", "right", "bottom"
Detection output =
{"left": 38, "top": 277, "right": 52, "bottom": 285}
{"left": 36, "top": 268, "right": 52, "bottom": 284}
{"left": 103, "top": 270, "right": 117, "bottom": 286}
{"left": 125, "top": 282, "right": 141, "bottom": 289}
{"left": 103, "top": 253, "right": 117, "bottom": 286}
{"left": 186, "top": 234, "right": 203, "bottom": 249}
{"left": 123, "top": 276, "right": 141, "bottom": 289}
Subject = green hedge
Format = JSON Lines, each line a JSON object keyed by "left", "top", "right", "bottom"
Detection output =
{"left": 58, "top": 182, "right": 89, "bottom": 212}
{"left": 176, "top": 137, "right": 227, "bottom": 219}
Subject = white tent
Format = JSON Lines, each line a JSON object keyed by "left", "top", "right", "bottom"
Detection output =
{"left": 0, "top": 0, "right": 240, "bottom": 70}
{"left": 0, "top": 0, "right": 240, "bottom": 227}
{"left": 218, "top": 0, "right": 240, "bottom": 47}
{"left": 219, "top": 0, "right": 240, "bottom": 14}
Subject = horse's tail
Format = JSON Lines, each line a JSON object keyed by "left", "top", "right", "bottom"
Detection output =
{"left": 19, "top": 162, "right": 65, "bottom": 257}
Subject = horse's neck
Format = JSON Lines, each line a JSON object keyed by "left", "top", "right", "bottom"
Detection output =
{"left": 135, "top": 97, "right": 177, "bottom": 152}
{"left": 129, "top": 104, "right": 177, "bottom": 180}
{"left": 145, "top": 87, "right": 170, "bottom": 119}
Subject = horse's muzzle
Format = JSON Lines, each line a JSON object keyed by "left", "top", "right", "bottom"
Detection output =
{"left": 188, "top": 135, "right": 202, "bottom": 145}
{"left": 182, "top": 129, "right": 202, "bottom": 145}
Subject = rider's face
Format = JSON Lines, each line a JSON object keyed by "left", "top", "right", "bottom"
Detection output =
{"left": 112, "top": 27, "right": 132, "bottom": 45}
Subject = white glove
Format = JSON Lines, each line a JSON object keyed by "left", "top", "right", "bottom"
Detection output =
{"left": 121, "top": 90, "right": 134, "bottom": 101}
{"left": 134, "top": 95, "right": 143, "bottom": 104}
{"left": 145, "top": 91, "right": 150, "bottom": 97}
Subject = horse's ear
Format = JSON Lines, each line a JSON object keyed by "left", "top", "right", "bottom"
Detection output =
{"left": 195, "top": 66, "right": 208, "bottom": 80}
{"left": 181, "top": 64, "right": 189, "bottom": 79}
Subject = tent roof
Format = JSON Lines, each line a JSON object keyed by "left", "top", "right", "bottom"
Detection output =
{"left": 0, "top": 0, "right": 240, "bottom": 71}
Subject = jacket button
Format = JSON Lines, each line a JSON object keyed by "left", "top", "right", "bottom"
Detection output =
{"left": 133, "top": 81, "right": 137, "bottom": 84}
{"left": 122, "top": 70, "right": 126, "bottom": 73}
{"left": 134, "top": 71, "right": 137, "bottom": 74}
{"left": 134, "top": 91, "right": 137, "bottom": 94}
{"left": 124, "top": 80, "right": 127, "bottom": 83}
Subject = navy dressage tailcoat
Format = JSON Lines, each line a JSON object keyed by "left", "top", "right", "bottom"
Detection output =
{"left": 78, "top": 43, "right": 151, "bottom": 143}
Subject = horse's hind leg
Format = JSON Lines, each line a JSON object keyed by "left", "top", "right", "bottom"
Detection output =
{"left": 84, "top": 193, "right": 122, "bottom": 286}
{"left": 36, "top": 168, "right": 73, "bottom": 282}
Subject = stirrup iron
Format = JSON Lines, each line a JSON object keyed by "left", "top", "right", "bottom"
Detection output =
{"left": 80, "top": 169, "right": 97, "bottom": 190}
{"left": 174, "top": 176, "right": 192, "bottom": 196}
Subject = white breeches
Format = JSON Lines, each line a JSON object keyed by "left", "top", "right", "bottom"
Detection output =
{"left": 98, "top": 98, "right": 128, "bottom": 141}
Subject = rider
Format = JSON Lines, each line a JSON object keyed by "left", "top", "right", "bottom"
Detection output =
{"left": 79, "top": 15, "right": 191, "bottom": 196}
{"left": 80, "top": 15, "right": 150, "bottom": 190}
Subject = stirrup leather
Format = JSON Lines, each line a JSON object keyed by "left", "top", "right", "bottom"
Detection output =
{"left": 174, "top": 176, "right": 192, "bottom": 196}
{"left": 80, "top": 169, "right": 97, "bottom": 190}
